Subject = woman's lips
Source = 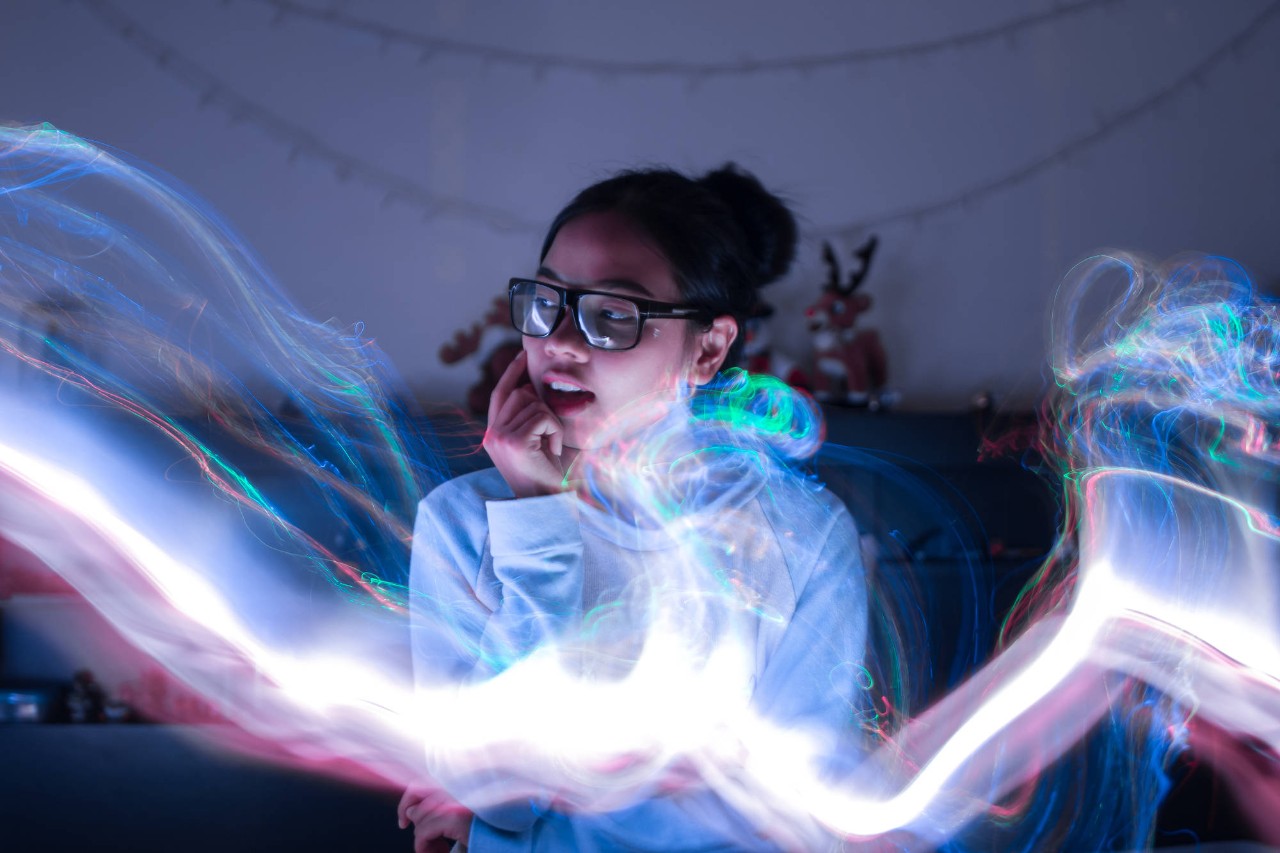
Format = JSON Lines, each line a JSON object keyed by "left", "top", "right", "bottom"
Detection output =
{"left": 543, "top": 382, "right": 595, "bottom": 417}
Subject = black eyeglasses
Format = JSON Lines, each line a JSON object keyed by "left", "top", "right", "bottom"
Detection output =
{"left": 508, "top": 278, "right": 711, "bottom": 351}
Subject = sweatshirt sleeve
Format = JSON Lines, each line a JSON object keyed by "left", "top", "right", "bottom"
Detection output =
{"left": 410, "top": 482, "right": 585, "bottom": 683}
{"left": 409, "top": 479, "right": 587, "bottom": 844}
{"left": 478, "top": 493, "right": 585, "bottom": 672}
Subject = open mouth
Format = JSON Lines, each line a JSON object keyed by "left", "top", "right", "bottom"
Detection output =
{"left": 543, "top": 380, "right": 595, "bottom": 415}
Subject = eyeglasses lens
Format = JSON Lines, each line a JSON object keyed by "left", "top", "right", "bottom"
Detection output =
{"left": 511, "top": 281, "right": 559, "bottom": 336}
{"left": 511, "top": 281, "right": 641, "bottom": 350}
{"left": 577, "top": 294, "right": 640, "bottom": 349}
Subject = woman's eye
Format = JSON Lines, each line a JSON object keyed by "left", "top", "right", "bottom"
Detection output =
{"left": 591, "top": 301, "right": 633, "bottom": 322}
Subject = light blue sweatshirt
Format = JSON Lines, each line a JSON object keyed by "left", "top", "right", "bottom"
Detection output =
{"left": 409, "top": 438, "right": 868, "bottom": 851}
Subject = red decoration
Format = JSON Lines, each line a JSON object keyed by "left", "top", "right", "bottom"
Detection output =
{"left": 805, "top": 237, "right": 888, "bottom": 406}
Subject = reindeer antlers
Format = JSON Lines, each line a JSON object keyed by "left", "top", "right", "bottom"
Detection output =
{"left": 821, "top": 235, "right": 880, "bottom": 295}
{"left": 822, "top": 242, "right": 840, "bottom": 291}
{"left": 849, "top": 236, "right": 879, "bottom": 290}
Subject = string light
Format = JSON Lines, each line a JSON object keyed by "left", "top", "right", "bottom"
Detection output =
{"left": 74, "top": 0, "right": 541, "bottom": 235}
{"left": 73, "top": 0, "right": 1277, "bottom": 240}
{"left": 817, "top": 0, "right": 1280, "bottom": 239}
{"left": 239, "top": 0, "right": 1124, "bottom": 80}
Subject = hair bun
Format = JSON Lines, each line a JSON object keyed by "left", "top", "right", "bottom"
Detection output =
{"left": 698, "top": 163, "right": 797, "bottom": 288}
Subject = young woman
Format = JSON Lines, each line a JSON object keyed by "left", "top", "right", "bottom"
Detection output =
{"left": 402, "top": 166, "right": 869, "bottom": 851}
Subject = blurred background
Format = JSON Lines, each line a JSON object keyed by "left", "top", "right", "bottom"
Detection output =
{"left": 4, "top": 0, "right": 1277, "bottom": 412}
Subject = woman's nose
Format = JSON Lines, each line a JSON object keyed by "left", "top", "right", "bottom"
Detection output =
{"left": 543, "top": 310, "right": 589, "bottom": 360}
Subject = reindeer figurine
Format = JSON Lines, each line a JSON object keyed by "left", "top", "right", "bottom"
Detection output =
{"left": 805, "top": 236, "right": 888, "bottom": 406}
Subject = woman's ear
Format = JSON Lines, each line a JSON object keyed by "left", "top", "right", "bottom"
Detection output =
{"left": 689, "top": 316, "right": 738, "bottom": 386}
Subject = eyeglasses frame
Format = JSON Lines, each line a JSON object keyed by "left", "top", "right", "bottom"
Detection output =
{"left": 507, "top": 277, "right": 712, "bottom": 351}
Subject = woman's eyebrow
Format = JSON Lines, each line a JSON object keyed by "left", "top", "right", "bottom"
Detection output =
{"left": 535, "top": 265, "right": 652, "bottom": 297}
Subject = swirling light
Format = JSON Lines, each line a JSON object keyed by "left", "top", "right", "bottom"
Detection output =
{"left": 2, "top": 124, "right": 1278, "bottom": 848}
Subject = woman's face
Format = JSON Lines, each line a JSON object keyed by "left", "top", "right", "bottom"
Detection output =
{"left": 524, "top": 210, "right": 731, "bottom": 454}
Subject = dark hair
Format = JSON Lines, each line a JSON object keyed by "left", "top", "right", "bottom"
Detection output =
{"left": 539, "top": 164, "right": 797, "bottom": 365}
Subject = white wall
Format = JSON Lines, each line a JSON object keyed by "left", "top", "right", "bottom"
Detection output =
{"left": 3, "top": 0, "right": 1277, "bottom": 410}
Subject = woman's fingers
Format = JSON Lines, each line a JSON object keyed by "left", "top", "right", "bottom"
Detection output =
{"left": 399, "top": 786, "right": 446, "bottom": 829}
{"left": 508, "top": 400, "right": 560, "bottom": 447}
{"left": 415, "top": 826, "right": 460, "bottom": 853}
{"left": 488, "top": 349, "right": 528, "bottom": 416}
{"left": 488, "top": 376, "right": 545, "bottom": 453}
{"left": 414, "top": 823, "right": 453, "bottom": 853}
{"left": 397, "top": 788, "right": 415, "bottom": 829}
{"left": 406, "top": 796, "right": 446, "bottom": 826}
{"left": 483, "top": 351, "right": 568, "bottom": 497}
{"left": 488, "top": 392, "right": 553, "bottom": 463}
{"left": 490, "top": 383, "right": 539, "bottom": 436}
{"left": 488, "top": 415, "right": 565, "bottom": 496}
{"left": 548, "top": 422, "right": 563, "bottom": 458}
{"left": 398, "top": 786, "right": 437, "bottom": 829}
{"left": 407, "top": 796, "right": 473, "bottom": 853}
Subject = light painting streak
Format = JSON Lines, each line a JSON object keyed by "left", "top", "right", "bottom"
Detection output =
{"left": 6, "top": 404, "right": 1280, "bottom": 849}
{"left": 2, "top": 123, "right": 1279, "bottom": 848}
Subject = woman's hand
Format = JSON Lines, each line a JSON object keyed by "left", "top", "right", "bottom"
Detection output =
{"left": 398, "top": 786, "right": 473, "bottom": 853}
{"left": 483, "top": 350, "right": 567, "bottom": 498}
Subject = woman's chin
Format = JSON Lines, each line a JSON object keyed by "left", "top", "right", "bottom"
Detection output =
{"left": 580, "top": 400, "right": 680, "bottom": 451}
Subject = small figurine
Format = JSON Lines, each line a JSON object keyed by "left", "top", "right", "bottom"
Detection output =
{"left": 806, "top": 236, "right": 888, "bottom": 406}
{"left": 62, "top": 668, "right": 106, "bottom": 723}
